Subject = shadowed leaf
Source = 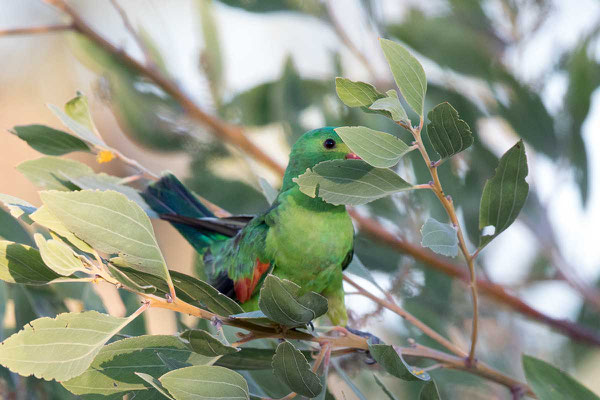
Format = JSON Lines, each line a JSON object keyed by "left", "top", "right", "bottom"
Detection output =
{"left": 479, "top": 140, "right": 529, "bottom": 248}
{"left": 335, "top": 126, "right": 412, "bottom": 168}
{"left": 369, "top": 90, "right": 409, "bottom": 123}
{"left": 420, "top": 380, "right": 441, "bottom": 399}
{"left": 426, "top": 102, "right": 473, "bottom": 159}
{"left": 181, "top": 329, "right": 238, "bottom": 357}
{"left": 295, "top": 159, "right": 413, "bottom": 206}
{"left": 335, "top": 77, "right": 385, "bottom": 108}
{"left": 0, "top": 240, "right": 61, "bottom": 285}
{"left": 17, "top": 157, "right": 93, "bottom": 191}
{"left": 368, "top": 342, "right": 431, "bottom": 382}
{"left": 11, "top": 125, "right": 91, "bottom": 156}
{"left": 271, "top": 340, "right": 322, "bottom": 398}
{"left": 258, "top": 274, "right": 328, "bottom": 327}
{"left": 0, "top": 194, "right": 36, "bottom": 224}
{"left": 373, "top": 374, "right": 400, "bottom": 400}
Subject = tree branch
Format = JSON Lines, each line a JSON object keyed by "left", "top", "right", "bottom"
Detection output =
{"left": 0, "top": 24, "right": 73, "bottom": 36}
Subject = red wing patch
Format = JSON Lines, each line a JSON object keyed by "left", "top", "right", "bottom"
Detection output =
{"left": 234, "top": 259, "right": 271, "bottom": 303}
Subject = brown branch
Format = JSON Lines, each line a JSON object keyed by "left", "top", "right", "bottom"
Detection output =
{"left": 42, "top": 0, "right": 285, "bottom": 176}
{"left": 349, "top": 210, "right": 600, "bottom": 347}
{"left": 108, "top": 0, "right": 155, "bottom": 67}
{"left": 343, "top": 275, "right": 468, "bottom": 358}
{"left": 0, "top": 24, "right": 73, "bottom": 36}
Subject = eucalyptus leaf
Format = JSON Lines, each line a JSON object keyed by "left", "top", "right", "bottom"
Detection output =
{"left": 0, "top": 194, "right": 36, "bottom": 224}
{"left": 11, "top": 124, "right": 91, "bottom": 156}
{"left": 335, "top": 126, "right": 412, "bottom": 168}
{"left": 62, "top": 335, "right": 212, "bottom": 397}
{"left": 419, "top": 380, "right": 441, "bottom": 399}
{"left": 30, "top": 205, "right": 95, "bottom": 254}
{"left": 159, "top": 365, "right": 249, "bottom": 400}
{"left": 380, "top": 38, "right": 427, "bottom": 116}
{"left": 181, "top": 329, "right": 239, "bottom": 357}
{"left": 0, "top": 240, "right": 61, "bottom": 284}
{"left": 33, "top": 233, "right": 87, "bottom": 276}
{"left": 17, "top": 157, "right": 94, "bottom": 191}
{"left": 294, "top": 159, "right": 413, "bottom": 206}
{"left": 369, "top": 92, "right": 409, "bottom": 123}
{"left": 135, "top": 372, "right": 175, "bottom": 400}
{"left": 258, "top": 274, "right": 328, "bottom": 327}
{"left": 479, "top": 140, "right": 529, "bottom": 248}
{"left": 420, "top": 217, "right": 458, "bottom": 257}
{"left": 522, "top": 355, "right": 599, "bottom": 400}
{"left": 271, "top": 340, "right": 323, "bottom": 398}
{"left": 0, "top": 310, "right": 139, "bottom": 381}
{"left": 335, "top": 77, "right": 385, "bottom": 108}
{"left": 426, "top": 102, "right": 473, "bottom": 159}
{"left": 368, "top": 342, "right": 431, "bottom": 382}
{"left": 40, "top": 190, "right": 172, "bottom": 286}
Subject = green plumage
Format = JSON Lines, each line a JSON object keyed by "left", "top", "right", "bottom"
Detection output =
{"left": 145, "top": 127, "right": 356, "bottom": 325}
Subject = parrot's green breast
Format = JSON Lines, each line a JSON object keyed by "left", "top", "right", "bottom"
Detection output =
{"left": 265, "top": 187, "right": 354, "bottom": 294}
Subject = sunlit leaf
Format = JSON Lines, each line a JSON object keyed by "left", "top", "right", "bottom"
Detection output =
{"left": 420, "top": 217, "right": 458, "bottom": 257}
{"left": 479, "top": 140, "right": 529, "bottom": 248}
{"left": 159, "top": 365, "right": 249, "bottom": 400}
{"left": 368, "top": 342, "right": 431, "bottom": 382}
{"left": 0, "top": 194, "right": 36, "bottom": 224}
{"left": 33, "top": 234, "right": 87, "bottom": 276}
{"left": 11, "top": 125, "right": 91, "bottom": 156}
{"left": 181, "top": 329, "right": 238, "bottom": 357}
{"left": 135, "top": 372, "right": 175, "bottom": 399}
{"left": 17, "top": 157, "right": 93, "bottom": 191}
{"left": 380, "top": 38, "right": 427, "bottom": 116}
{"left": 0, "top": 240, "right": 61, "bottom": 284}
{"left": 0, "top": 311, "right": 139, "bottom": 381}
{"left": 522, "top": 355, "right": 599, "bottom": 400}
{"left": 62, "top": 335, "right": 212, "bottom": 397}
{"left": 335, "top": 77, "right": 385, "bottom": 108}
{"left": 335, "top": 126, "right": 412, "bottom": 168}
{"left": 271, "top": 340, "right": 322, "bottom": 398}
{"left": 294, "top": 159, "right": 413, "bottom": 206}
{"left": 258, "top": 274, "right": 328, "bottom": 327}
{"left": 30, "top": 205, "right": 95, "bottom": 254}
{"left": 426, "top": 102, "right": 473, "bottom": 159}
{"left": 369, "top": 91, "right": 409, "bottom": 123}
{"left": 48, "top": 94, "right": 106, "bottom": 148}
{"left": 40, "top": 190, "right": 172, "bottom": 285}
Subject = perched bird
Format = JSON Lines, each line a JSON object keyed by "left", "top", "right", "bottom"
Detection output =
{"left": 143, "top": 127, "right": 360, "bottom": 325}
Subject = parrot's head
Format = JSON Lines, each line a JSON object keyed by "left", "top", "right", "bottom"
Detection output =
{"left": 281, "top": 127, "right": 360, "bottom": 192}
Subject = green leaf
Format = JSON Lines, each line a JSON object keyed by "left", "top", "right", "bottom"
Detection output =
{"left": 64, "top": 172, "right": 158, "bottom": 217}
{"left": 0, "top": 240, "right": 61, "bottom": 284}
{"left": 258, "top": 274, "right": 328, "bottom": 327}
{"left": 0, "top": 194, "right": 36, "bottom": 224}
{"left": 369, "top": 91, "right": 409, "bottom": 123}
{"left": 420, "top": 380, "right": 441, "bottom": 399}
{"left": 335, "top": 77, "right": 385, "bottom": 108}
{"left": 258, "top": 177, "right": 278, "bottom": 205}
{"left": 294, "top": 159, "right": 413, "bottom": 206}
{"left": 0, "top": 310, "right": 139, "bottom": 381}
{"left": 40, "top": 190, "right": 172, "bottom": 285}
{"left": 30, "top": 205, "right": 95, "bottom": 254}
{"left": 229, "top": 310, "right": 276, "bottom": 327}
{"left": 62, "top": 335, "right": 212, "bottom": 397}
{"left": 271, "top": 340, "right": 323, "bottom": 398}
{"left": 368, "top": 342, "right": 431, "bottom": 382}
{"left": 345, "top": 255, "right": 385, "bottom": 293}
{"left": 0, "top": 207, "right": 34, "bottom": 246}
{"left": 160, "top": 365, "right": 249, "bottom": 400}
{"left": 33, "top": 233, "right": 86, "bottom": 276}
{"left": 479, "top": 140, "right": 529, "bottom": 248}
{"left": 11, "top": 124, "right": 91, "bottom": 156}
{"left": 522, "top": 355, "right": 599, "bottom": 400}
{"left": 426, "top": 102, "right": 473, "bottom": 159}
{"left": 420, "top": 217, "right": 458, "bottom": 257}
{"left": 215, "top": 348, "right": 309, "bottom": 371}
{"left": 16, "top": 157, "right": 94, "bottom": 191}
{"left": 380, "top": 38, "right": 427, "bottom": 116}
{"left": 373, "top": 374, "right": 400, "bottom": 400}
{"left": 135, "top": 372, "right": 175, "bottom": 399}
{"left": 335, "top": 126, "right": 412, "bottom": 168}
{"left": 48, "top": 92, "right": 106, "bottom": 147}
{"left": 181, "top": 329, "right": 239, "bottom": 357}
{"left": 109, "top": 264, "right": 243, "bottom": 316}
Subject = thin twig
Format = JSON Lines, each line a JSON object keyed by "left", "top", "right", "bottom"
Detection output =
{"left": 0, "top": 24, "right": 73, "bottom": 36}
{"left": 108, "top": 0, "right": 156, "bottom": 67}
{"left": 343, "top": 275, "right": 467, "bottom": 358}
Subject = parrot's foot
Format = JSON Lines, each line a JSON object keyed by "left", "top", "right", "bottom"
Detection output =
{"left": 345, "top": 326, "right": 382, "bottom": 365}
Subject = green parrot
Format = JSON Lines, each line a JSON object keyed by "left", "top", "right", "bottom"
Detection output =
{"left": 143, "top": 127, "right": 360, "bottom": 325}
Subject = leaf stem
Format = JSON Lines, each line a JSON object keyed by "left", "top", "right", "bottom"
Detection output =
{"left": 403, "top": 118, "right": 480, "bottom": 366}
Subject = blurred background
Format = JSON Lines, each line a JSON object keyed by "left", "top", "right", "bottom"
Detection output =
{"left": 1, "top": 0, "right": 600, "bottom": 398}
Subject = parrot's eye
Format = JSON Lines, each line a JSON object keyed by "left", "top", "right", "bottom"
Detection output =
{"left": 323, "top": 138, "right": 336, "bottom": 149}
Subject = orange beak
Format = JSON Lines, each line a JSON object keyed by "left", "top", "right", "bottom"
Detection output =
{"left": 345, "top": 152, "right": 361, "bottom": 160}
